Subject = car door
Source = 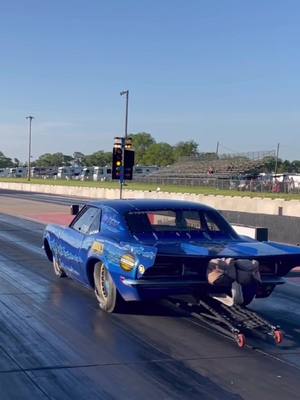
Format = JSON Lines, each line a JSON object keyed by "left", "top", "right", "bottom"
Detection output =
{"left": 59, "top": 206, "right": 100, "bottom": 281}
{"left": 78, "top": 208, "right": 102, "bottom": 285}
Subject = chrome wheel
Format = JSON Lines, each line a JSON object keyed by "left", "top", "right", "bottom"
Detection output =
{"left": 53, "top": 256, "right": 66, "bottom": 278}
{"left": 100, "top": 264, "right": 109, "bottom": 299}
{"left": 94, "top": 263, "right": 123, "bottom": 313}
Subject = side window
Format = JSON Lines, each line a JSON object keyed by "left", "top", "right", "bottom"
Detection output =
{"left": 72, "top": 207, "right": 100, "bottom": 234}
{"left": 147, "top": 211, "right": 176, "bottom": 231}
{"left": 203, "top": 213, "right": 221, "bottom": 232}
{"left": 182, "top": 210, "right": 202, "bottom": 230}
{"left": 88, "top": 210, "right": 101, "bottom": 234}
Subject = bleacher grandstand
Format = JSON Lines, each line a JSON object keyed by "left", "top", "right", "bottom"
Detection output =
{"left": 141, "top": 150, "right": 276, "bottom": 183}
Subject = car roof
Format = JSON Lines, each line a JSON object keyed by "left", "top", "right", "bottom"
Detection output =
{"left": 87, "top": 199, "right": 215, "bottom": 214}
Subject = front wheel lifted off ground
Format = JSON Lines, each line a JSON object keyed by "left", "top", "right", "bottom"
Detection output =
{"left": 94, "top": 262, "right": 124, "bottom": 313}
{"left": 53, "top": 256, "right": 67, "bottom": 278}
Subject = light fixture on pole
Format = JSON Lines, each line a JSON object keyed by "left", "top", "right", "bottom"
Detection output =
{"left": 26, "top": 115, "right": 34, "bottom": 181}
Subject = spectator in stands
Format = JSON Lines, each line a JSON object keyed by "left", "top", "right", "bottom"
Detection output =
{"left": 288, "top": 177, "right": 295, "bottom": 193}
{"left": 272, "top": 178, "right": 281, "bottom": 193}
{"left": 229, "top": 179, "right": 236, "bottom": 190}
{"left": 283, "top": 175, "right": 289, "bottom": 193}
{"left": 207, "top": 166, "right": 214, "bottom": 175}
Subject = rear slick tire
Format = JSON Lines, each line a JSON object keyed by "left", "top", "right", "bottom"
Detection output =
{"left": 241, "top": 285, "right": 256, "bottom": 306}
{"left": 94, "top": 263, "right": 123, "bottom": 313}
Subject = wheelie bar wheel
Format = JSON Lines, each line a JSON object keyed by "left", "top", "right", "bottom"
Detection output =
{"left": 273, "top": 329, "right": 284, "bottom": 344}
{"left": 235, "top": 333, "right": 246, "bottom": 348}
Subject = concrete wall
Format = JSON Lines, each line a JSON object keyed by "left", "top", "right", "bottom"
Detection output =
{"left": 1, "top": 181, "right": 299, "bottom": 218}
{"left": 222, "top": 210, "right": 300, "bottom": 245}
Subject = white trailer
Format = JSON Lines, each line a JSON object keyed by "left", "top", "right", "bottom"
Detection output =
{"left": 80, "top": 167, "right": 94, "bottom": 181}
{"left": 7, "top": 167, "right": 28, "bottom": 178}
{"left": 57, "top": 166, "right": 82, "bottom": 180}
{"left": 30, "top": 167, "right": 58, "bottom": 178}
{"left": 93, "top": 166, "right": 112, "bottom": 181}
{"left": 0, "top": 168, "right": 10, "bottom": 177}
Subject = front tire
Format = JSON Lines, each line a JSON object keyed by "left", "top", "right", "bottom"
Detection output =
{"left": 94, "top": 263, "right": 123, "bottom": 313}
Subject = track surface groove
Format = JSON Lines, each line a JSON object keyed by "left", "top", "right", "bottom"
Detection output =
{"left": 0, "top": 191, "right": 300, "bottom": 399}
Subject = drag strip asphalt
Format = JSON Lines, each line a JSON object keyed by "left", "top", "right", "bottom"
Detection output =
{"left": 0, "top": 191, "right": 300, "bottom": 399}
{"left": 0, "top": 188, "right": 90, "bottom": 207}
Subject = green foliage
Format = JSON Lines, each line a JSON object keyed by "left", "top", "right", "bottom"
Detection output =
{"left": 130, "top": 133, "right": 198, "bottom": 166}
{"left": 83, "top": 151, "right": 112, "bottom": 166}
{"left": 291, "top": 160, "right": 300, "bottom": 172}
{"left": 261, "top": 157, "right": 277, "bottom": 173}
{"left": 143, "top": 142, "right": 175, "bottom": 166}
{"left": 73, "top": 152, "right": 85, "bottom": 166}
{"left": 35, "top": 152, "right": 73, "bottom": 167}
{"left": 278, "top": 160, "right": 292, "bottom": 173}
{"left": 0, "top": 151, "right": 14, "bottom": 167}
{"left": 173, "top": 140, "right": 199, "bottom": 160}
{"left": 131, "top": 132, "right": 156, "bottom": 164}
{"left": 5, "top": 132, "right": 300, "bottom": 173}
{"left": 263, "top": 157, "right": 300, "bottom": 174}
{"left": 35, "top": 150, "right": 112, "bottom": 168}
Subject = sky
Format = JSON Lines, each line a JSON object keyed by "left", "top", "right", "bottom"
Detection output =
{"left": 0, "top": 0, "right": 299, "bottom": 162}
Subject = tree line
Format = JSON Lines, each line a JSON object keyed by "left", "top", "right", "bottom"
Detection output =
{"left": 1, "top": 132, "right": 300, "bottom": 172}
{"left": 1, "top": 133, "right": 199, "bottom": 168}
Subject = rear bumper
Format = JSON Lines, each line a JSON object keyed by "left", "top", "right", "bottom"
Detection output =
{"left": 118, "top": 275, "right": 285, "bottom": 302}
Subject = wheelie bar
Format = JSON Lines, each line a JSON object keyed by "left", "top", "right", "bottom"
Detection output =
{"left": 169, "top": 296, "right": 283, "bottom": 348}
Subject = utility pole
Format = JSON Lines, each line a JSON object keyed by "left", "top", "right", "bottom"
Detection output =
{"left": 120, "top": 90, "right": 129, "bottom": 191}
{"left": 26, "top": 115, "right": 34, "bottom": 181}
{"left": 274, "top": 142, "right": 280, "bottom": 175}
{"left": 120, "top": 90, "right": 129, "bottom": 138}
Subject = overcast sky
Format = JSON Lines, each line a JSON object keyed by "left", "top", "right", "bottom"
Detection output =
{"left": 0, "top": 0, "right": 299, "bottom": 162}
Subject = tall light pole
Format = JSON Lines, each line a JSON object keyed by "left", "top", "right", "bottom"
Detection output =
{"left": 274, "top": 142, "right": 280, "bottom": 176}
{"left": 120, "top": 90, "right": 129, "bottom": 138}
{"left": 120, "top": 90, "right": 129, "bottom": 192}
{"left": 216, "top": 141, "right": 220, "bottom": 156}
{"left": 26, "top": 115, "right": 34, "bottom": 181}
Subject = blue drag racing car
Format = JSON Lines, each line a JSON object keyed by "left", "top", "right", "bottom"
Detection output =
{"left": 43, "top": 199, "right": 300, "bottom": 312}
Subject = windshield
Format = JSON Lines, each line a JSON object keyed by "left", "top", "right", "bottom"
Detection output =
{"left": 126, "top": 209, "right": 238, "bottom": 240}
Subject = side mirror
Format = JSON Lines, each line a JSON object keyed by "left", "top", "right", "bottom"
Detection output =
{"left": 70, "top": 204, "right": 80, "bottom": 215}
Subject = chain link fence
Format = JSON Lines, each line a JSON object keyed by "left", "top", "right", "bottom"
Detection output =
{"left": 134, "top": 176, "right": 300, "bottom": 194}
